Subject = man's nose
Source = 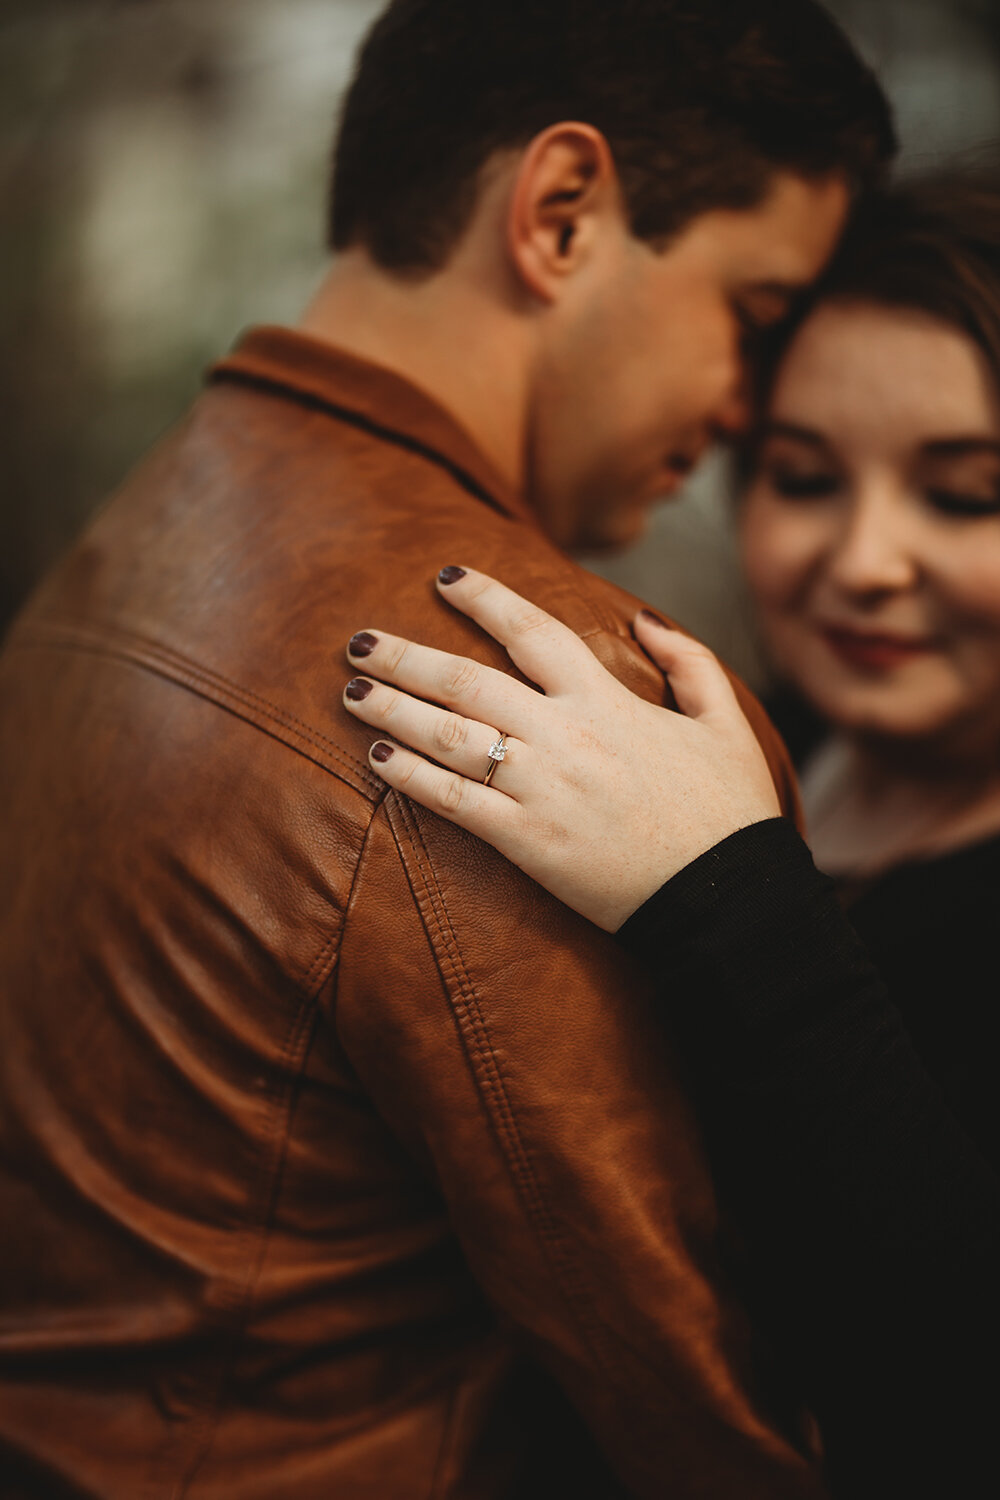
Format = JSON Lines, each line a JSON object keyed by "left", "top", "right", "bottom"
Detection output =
{"left": 711, "top": 381, "right": 752, "bottom": 439}
{"left": 828, "top": 488, "right": 919, "bottom": 597}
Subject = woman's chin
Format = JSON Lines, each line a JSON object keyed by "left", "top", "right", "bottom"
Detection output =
{"left": 790, "top": 673, "right": 956, "bottom": 745}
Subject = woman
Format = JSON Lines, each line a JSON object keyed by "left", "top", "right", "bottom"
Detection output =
{"left": 339, "top": 178, "right": 1000, "bottom": 1493}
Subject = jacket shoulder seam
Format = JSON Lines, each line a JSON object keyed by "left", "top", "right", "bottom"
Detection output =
{"left": 8, "top": 615, "right": 382, "bottom": 800}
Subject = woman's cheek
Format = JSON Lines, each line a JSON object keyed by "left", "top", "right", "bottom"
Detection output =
{"left": 739, "top": 500, "right": 816, "bottom": 614}
{"left": 945, "top": 542, "right": 1000, "bottom": 634}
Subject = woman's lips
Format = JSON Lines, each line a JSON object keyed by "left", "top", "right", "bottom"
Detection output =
{"left": 820, "top": 624, "right": 938, "bottom": 671}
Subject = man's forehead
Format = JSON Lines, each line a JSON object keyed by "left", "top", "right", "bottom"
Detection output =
{"left": 723, "top": 173, "right": 852, "bottom": 279}
{"left": 758, "top": 171, "right": 851, "bottom": 237}
{"left": 654, "top": 173, "right": 847, "bottom": 281}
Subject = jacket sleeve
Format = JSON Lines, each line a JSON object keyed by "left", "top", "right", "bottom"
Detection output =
{"left": 334, "top": 791, "right": 827, "bottom": 1500}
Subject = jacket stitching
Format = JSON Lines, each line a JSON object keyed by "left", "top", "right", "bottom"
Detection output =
{"left": 9, "top": 617, "right": 381, "bottom": 798}
{"left": 395, "top": 799, "right": 555, "bottom": 1218}
{"left": 12, "top": 616, "right": 374, "bottom": 784}
{"left": 309, "top": 795, "right": 387, "bottom": 1006}
{"left": 168, "top": 988, "right": 323, "bottom": 1499}
{"left": 5, "top": 620, "right": 370, "bottom": 1494}
{"left": 161, "top": 807, "right": 376, "bottom": 1494}
{"left": 387, "top": 796, "right": 620, "bottom": 1385}
{"left": 12, "top": 621, "right": 370, "bottom": 1004}
{"left": 426, "top": 1365, "right": 464, "bottom": 1500}
{"left": 302, "top": 917, "right": 343, "bottom": 998}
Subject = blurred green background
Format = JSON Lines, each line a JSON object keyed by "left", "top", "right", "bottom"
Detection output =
{"left": 2, "top": 0, "right": 999, "bottom": 682}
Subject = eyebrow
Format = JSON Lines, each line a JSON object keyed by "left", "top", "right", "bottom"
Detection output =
{"left": 758, "top": 420, "right": 833, "bottom": 452}
{"left": 921, "top": 437, "right": 1000, "bottom": 459}
{"left": 760, "top": 426, "right": 1000, "bottom": 461}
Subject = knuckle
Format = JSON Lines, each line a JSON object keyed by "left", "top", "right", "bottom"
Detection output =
{"left": 383, "top": 639, "right": 409, "bottom": 676}
{"left": 392, "top": 753, "right": 415, "bottom": 787}
{"left": 437, "top": 774, "right": 466, "bottom": 816}
{"left": 445, "top": 658, "right": 480, "bottom": 699}
{"left": 433, "top": 712, "right": 467, "bottom": 755}
{"left": 508, "top": 606, "right": 548, "bottom": 640}
{"left": 465, "top": 576, "right": 493, "bottom": 606}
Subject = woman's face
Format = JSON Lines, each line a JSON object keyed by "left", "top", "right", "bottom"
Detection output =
{"left": 740, "top": 300, "right": 1000, "bottom": 753}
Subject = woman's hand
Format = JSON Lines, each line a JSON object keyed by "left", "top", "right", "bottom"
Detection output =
{"left": 342, "top": 568, "right": 781, "bottom": 932}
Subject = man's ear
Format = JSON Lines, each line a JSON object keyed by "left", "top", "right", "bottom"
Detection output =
{"left": 507, "top": 124, "right": 621, "bottom": 301}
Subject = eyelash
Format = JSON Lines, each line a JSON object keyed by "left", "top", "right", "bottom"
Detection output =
{"left": 768, "top": 472, "right": 1000, "bottom": 518}
{"left": 767, "top": 474, "right": 1000, "bottom": 522}
{"left": 770, "top": 473, "right": 840, "bottom": 499}
{"left": 925, "top": 488, "right": 1000, "bottom": 518}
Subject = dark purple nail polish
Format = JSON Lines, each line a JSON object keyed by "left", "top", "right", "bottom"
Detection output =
{"left": 438, "top": 567, "right": 467, "bottom": 586}
{"left": 345, "top": 678, "right": 374, "bottom": 702}
{"left": 638, "top": 608, "right": 660, "bottom": 622}
{"left": 349, "top": 632, "right": 379, "bottom": 657}
{"left": 371, "top": 742, "right": 395, "bottom": 763}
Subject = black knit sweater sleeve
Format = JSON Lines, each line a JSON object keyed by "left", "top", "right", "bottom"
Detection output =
{"left": 618, "top": 817, "right": 1000, "bottom": 1493}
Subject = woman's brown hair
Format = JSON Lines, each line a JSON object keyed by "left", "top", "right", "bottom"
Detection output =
{"left": 741, "top": 161, "right": 1000, "bottom": 474}
{"left": 825, "top": 166, "right": 1000, "bottom": 382}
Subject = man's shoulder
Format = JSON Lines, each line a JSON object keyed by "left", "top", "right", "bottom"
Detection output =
{"left": 11, "top": 352, "right": 796, "bottom": 825}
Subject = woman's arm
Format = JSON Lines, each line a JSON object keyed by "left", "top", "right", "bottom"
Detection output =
{"left": 619, "top": 816, "right": 999, "bottom": 1491}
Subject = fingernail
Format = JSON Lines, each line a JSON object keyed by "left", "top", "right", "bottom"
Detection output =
{"left": 438, "top": 567, "right": 466, "bottom": 586}
{"left": 345, "top": 678, "right": 373, "bottom": 702}
{"left": 349, "top": 632, "right": 378, "bottom": 657}
{"left": 371, "top": 742, "right": 395, "bottom": 763}
{"left": 639, "top": 609, "right": 667, "bottom": 627}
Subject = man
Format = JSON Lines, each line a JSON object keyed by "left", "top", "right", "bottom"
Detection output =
{"left": 0, "top": 2, "right": 893, "bottom": 1495}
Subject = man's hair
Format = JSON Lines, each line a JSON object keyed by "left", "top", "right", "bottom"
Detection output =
{"left": 329, "top": 0, "right": 896, "bottom": 272}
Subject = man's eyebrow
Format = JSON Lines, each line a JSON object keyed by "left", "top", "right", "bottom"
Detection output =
{"left": 921, "top": 436, "right": 1000, "bottom": 459}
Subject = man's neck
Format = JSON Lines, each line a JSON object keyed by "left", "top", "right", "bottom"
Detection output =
{"left": 299, "top": 248, "right": 532, "bottom": 495}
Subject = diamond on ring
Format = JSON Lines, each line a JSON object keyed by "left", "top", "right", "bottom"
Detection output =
{"left": 483, "top": 734, "right": 508, "bottom": 786}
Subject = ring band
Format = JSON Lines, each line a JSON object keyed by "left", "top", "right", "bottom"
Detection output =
{"left": 483, "top": 735, "right": 508, "bottom": 786}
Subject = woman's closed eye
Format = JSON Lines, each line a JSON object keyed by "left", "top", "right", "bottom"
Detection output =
{"left": 767, "top": 468, "right": 842, "bottom": 500}
{"left": 921, "top": 452, "right": 1000, "bottom": 518}
{"left": 925, "top": 487, "right": 1000, "bottom": 518}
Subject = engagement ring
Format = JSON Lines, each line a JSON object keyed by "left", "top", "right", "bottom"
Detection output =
{"left": 482, "top": 735, "right": 508, "bottom": 786}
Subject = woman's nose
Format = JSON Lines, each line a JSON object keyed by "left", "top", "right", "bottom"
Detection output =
{"left": 826, "top": 488, "right": 919, "bottom": 597}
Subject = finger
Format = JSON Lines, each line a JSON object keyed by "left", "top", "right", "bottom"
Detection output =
{"left": 364, "top": 741, "right": 523, "bottom": 844}
{"left": 633, "top": 612, "right": 743, "bottom": 721}
{"left": 434, "top": 568, "right": 601, "bottom": 696}
{"left": 342, "top": 676, "right": 525, "bottom": 787}
{"left": 346, "top": 628, "right": 540, "bottom": 739}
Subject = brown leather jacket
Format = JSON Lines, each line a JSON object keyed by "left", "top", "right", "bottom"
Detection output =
{"left": 0, "top": 327, "right": 820, "bottom": 1499}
